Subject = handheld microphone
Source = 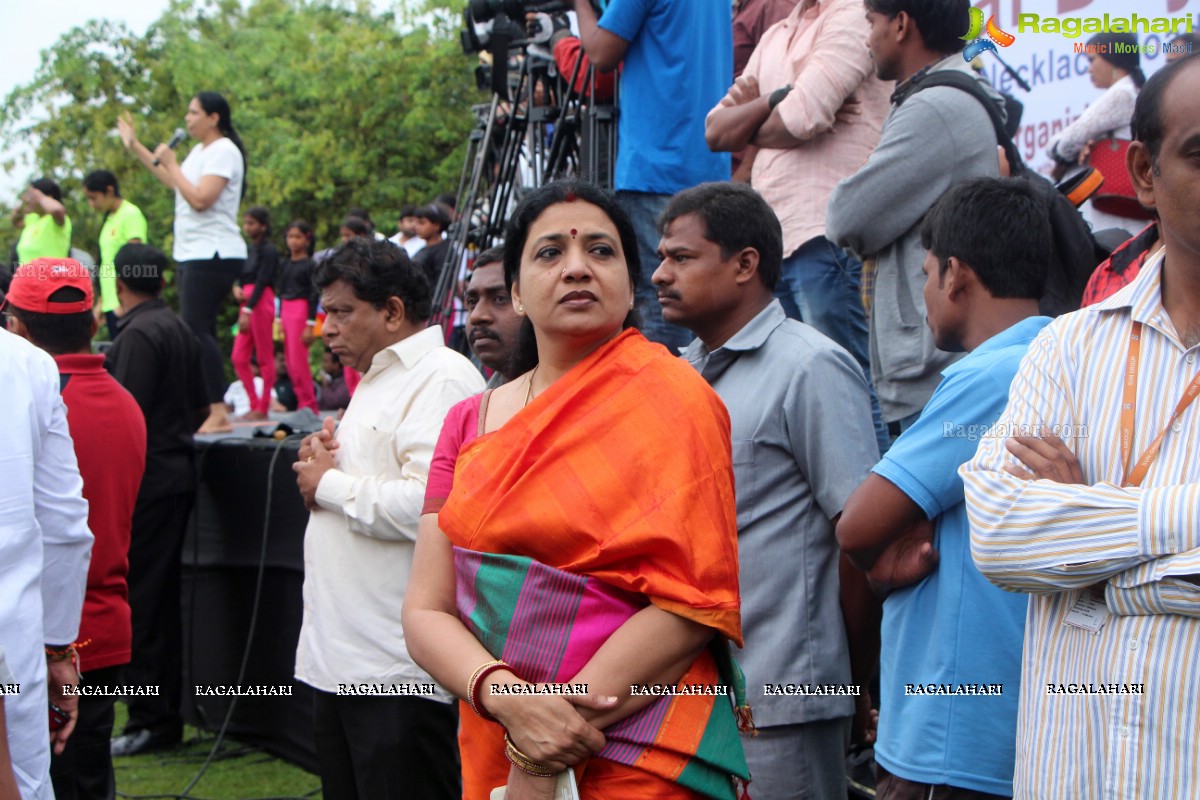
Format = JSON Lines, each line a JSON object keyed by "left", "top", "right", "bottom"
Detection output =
{"left": 152, "top": 128, "right": 187, "bottom": 166}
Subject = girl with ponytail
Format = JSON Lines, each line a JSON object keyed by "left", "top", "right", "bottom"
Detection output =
{"left": 118, "top": 91, "right": 250, "bottom": 432}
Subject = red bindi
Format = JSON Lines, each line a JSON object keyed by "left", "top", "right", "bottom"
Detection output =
{"left": 564, "top": 190, "right": 577, "bottom": 202}
{"left": 570, "top": 228, "right": 578, "bottom": 238}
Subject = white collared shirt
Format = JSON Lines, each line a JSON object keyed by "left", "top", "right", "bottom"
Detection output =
{"left": 294, "top": 326, "right": 484, "bottom": 697}
{"left": 0, "top": 328, "right": 92, "bottom": 799}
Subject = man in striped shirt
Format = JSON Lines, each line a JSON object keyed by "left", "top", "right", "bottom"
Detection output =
{"left": 962, "top": 57, "right": 1200, "bottom": 798}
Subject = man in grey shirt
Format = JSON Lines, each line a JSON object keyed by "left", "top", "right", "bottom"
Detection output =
{"left": 653, "top": 182, "right": 880, "bottom": 799}
{"left": 826, "top": 0, "right": 1002, "bottom": 428}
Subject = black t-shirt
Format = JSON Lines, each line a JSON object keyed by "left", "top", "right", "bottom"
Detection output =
{"left": 243, "top": 240, "right": 280, "bottom": 310}
{"left": 413, "top": 239, "right": 450, "bottom": 288}
{"left": 105, "top": 298, "right": 209, "bottom": 500}
{"left": 277, "top": 257, "right": 318, "bottom": 319}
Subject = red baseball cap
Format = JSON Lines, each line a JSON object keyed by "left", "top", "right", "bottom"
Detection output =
{"left": 2, "top": 258, "right": 94, "bottom": 314}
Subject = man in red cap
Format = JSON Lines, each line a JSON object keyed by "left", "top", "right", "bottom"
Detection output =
{"left": 5, "top": 256, "right": 148, "bottom": 799}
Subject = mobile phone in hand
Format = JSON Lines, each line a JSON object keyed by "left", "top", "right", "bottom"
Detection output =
{"left": 49, "top": 702, "right": 69, "bottom": 732}
{"left": 555, "top": 768, "right": 580, "bottom": 800}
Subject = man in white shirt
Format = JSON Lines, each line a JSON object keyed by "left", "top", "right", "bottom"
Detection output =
{"left": 292, "top": 239, "right": 484, "bottom": 800}
{"left": 0, "top": 314, "right": 93, "bottom": 800}
{"left": 389, "top": 205, "right": 426, "bottom": 259}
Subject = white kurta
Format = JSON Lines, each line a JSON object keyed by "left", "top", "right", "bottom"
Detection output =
{"left": 0, "top": 328, "right": 92, "bottom": 799}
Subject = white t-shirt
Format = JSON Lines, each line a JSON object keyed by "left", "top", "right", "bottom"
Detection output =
{"left": 173, "top": 137, "right": 248, "bottom": 262}
{"left": 387, "top": 233, "right": 426, "bottom": 259}
{"left": 224, "top": 376, "right": 277, "bottom": 417}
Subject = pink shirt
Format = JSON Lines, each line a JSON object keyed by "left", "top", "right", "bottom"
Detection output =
{"left": 724, "top": 0, "right": 891, "bottom": 256}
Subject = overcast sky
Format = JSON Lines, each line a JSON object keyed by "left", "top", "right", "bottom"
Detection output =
{"left": 0, "top": 0, "right": 173, "bottom": 198}
{"left": 0, "top": 0, "right": 419, "bottom": 200}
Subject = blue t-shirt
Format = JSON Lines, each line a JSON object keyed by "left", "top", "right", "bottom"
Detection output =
{"left": 599, "top": 0, "right": 731, "bottom": 193}
{"left": 873, "top": 316, "right": 1051, "bottom": 796}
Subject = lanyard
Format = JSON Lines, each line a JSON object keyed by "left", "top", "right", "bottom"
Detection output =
{"left": 1119, "top": 321, "right": 1200, "bottom": 487}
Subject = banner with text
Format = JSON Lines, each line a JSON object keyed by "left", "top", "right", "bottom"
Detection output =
{"left": 970, "top": 0, "right": 1197, "bottom": 174}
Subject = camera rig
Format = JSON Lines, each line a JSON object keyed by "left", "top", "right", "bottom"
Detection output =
{"left": 428, "top": 1, "right": 615, "bottom": 337}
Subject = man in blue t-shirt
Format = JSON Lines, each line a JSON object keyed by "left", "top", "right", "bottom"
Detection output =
{"left": 837, "top": 177, "right": 1053, "bottom": 799}
{"left": 571, "top": 0, "right": 731, "bottom": 351}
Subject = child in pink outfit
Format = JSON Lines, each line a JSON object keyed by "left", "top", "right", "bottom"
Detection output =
{"left": 232, "top": 206, "right": 277, "bottom": 418}
{"left": 272, "top": 221, "right": 319, "bottom": 413}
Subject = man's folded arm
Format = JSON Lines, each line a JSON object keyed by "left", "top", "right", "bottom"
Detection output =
{"left": 964, "top": 328, "right": 1200, "bottom": 593}
{"left": 706, "top": 45, "right": 770, "bottom": 152}
{"left": 1105, "top": 548, "right": 1200, "bottom": 619}
{"left": 752, "top": 1, "right": 876, "bottom": 148}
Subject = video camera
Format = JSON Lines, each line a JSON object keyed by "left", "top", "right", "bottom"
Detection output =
{"left": 460, "top": 0, "right": 601, "bottom": 55}
{"left": 468, "top": 0, "right": 571, "bottom": 23}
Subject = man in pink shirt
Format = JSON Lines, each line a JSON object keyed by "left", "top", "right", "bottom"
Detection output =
{"left": 707, "top": 0, "right": 891, "bottom": 454}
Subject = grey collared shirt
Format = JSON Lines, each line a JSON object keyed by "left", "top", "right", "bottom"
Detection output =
{"left": 685, "top": 300, "right": 879, "bottom": 726}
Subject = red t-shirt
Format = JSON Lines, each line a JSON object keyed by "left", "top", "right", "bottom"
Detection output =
{"left": 1081, "top": 222, "right": 1159, "bottom": 307}
{"left": 54, "top": 354, "right": 147, "bottom": 672}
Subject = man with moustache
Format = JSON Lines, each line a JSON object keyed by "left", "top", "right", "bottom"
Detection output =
{"left": 653, "top": 182, "right": 879, "bottom": 797}
{"left": 464, "top": 246, "right": 523, "bottom": 387}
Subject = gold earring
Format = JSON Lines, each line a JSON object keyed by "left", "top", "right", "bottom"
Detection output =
{"left": 518, "top": 304, "right": 525, "bottom": 314}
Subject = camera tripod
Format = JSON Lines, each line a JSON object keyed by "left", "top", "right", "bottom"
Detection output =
{"left": 428, "top": 31, "right": 617, "bottom": 334}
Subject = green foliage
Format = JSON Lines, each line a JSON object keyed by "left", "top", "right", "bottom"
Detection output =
{"left": 1, "top": 0, "right": 481, "bottom": 358}
{"left": 4, "top": 0, "right": 480, "bottom": 249}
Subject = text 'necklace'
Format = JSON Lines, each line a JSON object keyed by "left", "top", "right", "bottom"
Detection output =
{"left": 524, "top": 365, "right": 540, "bottom": 407}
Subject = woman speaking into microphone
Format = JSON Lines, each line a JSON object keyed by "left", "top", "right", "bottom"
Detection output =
{"left": 118, "top": 91, "right": 248, "bottom": 433}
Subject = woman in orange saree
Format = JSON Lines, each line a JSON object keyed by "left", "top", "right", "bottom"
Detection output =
{"left": 405, "top": 180, "right": 750, "bottom": 800}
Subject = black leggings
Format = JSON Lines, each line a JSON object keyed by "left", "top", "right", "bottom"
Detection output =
{"left": 177, "top": 256, "right": 244, "bottom": 404}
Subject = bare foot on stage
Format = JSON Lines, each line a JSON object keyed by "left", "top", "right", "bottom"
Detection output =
{"left": 237, "top": 410, "right": 270, "bottom": 422}
{"left": 198, "top": 403, "right": 234, "bottom": 434}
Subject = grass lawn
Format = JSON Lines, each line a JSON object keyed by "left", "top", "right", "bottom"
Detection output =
{"left": 112, "top": 703, "right": 321, "bottom": 800}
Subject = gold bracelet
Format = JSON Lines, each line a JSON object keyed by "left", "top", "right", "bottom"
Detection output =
{"left": 467, "top": 659, "right": 510, "bottom": 721}
{"left": 504, "top": 733, "right": 556, "bottom": 777}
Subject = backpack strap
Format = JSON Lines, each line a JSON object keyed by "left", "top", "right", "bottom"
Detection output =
{"left": 900, "top": 70, "right": 1025, "bottom": 176}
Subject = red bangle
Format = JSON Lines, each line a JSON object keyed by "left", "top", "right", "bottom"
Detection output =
{"left": 467, "top": 660, "right": 511, "bottom": 722}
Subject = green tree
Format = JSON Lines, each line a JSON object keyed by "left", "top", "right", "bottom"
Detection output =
{"left": 1, "top": 0, "right": 481, "bottom": 354}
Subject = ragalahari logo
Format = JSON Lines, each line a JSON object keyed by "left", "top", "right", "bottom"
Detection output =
{"left": 962, "top": 7, "right": 1016, "bottom": 61}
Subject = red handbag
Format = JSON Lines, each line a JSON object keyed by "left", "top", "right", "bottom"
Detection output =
{"left": 1087, "top": 138, "right": 1153, "bottom": 220}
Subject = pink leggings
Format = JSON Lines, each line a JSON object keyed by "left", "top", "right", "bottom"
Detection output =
{"left": 280, "top": 298, "right": 318, "bottom": 413}
{"left": 230, "top": 285, "right": 276, "bottom": 415}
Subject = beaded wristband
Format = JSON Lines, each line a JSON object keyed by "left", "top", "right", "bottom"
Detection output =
{"left": 467, "top": 659, "right": 511, "bottom": 722}
{"left": 504, "top": 733, "right": 556, "bottom": 777}
{"left": 45, "top": 639, "right": 89, "bottom": 661}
